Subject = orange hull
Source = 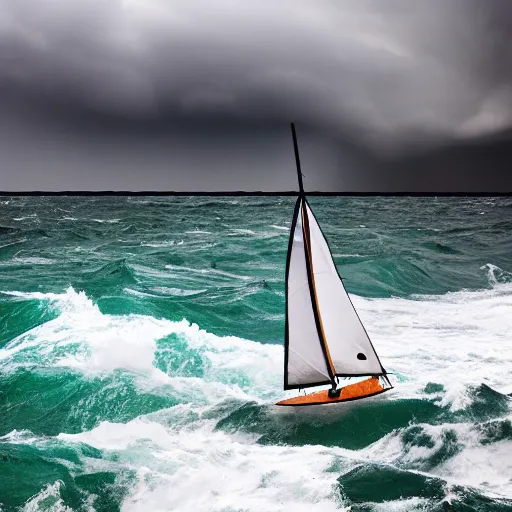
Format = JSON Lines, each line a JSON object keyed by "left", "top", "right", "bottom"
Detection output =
{"left": 276, "top": 377, "right": 389, "bottom": 406}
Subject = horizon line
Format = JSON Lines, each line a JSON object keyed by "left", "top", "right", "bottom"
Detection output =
{"left": 0, "top": 191, "right": 512, "bottom": 197}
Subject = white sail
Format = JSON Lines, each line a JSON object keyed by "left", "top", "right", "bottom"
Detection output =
{"left": 304, "top": 202, "right": 383, "bottom": 376}
{"left": 285, "top": 201, "right": 332, "bottom": 387}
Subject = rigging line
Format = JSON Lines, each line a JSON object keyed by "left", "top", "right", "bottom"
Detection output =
{"left": 288, "top": 281, "right": 316, "bottom": 299}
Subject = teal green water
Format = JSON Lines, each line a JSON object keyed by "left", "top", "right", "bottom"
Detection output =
{"left": 0, "top": 196, "right": 511, "bottom": 511}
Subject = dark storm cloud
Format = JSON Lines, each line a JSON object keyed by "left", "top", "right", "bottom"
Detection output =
{"left": 1, "top": 0, "right": 512, "bottom": 192}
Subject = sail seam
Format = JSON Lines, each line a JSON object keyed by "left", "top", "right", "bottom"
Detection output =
{"left": 288, "top": 282, "right": 312, "bottom": 299}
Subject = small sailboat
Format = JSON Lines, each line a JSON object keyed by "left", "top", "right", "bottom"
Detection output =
{"left": 276, "top": 123, "right": 393, "bottom": 406}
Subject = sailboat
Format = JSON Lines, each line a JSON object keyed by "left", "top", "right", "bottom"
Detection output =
{"left": 276, "top": 123, "right": 393, "bottom": 406}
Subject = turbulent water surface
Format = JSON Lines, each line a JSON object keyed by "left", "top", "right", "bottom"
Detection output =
{"left": 0, "top": 196, "right": 511, "bottom": 511}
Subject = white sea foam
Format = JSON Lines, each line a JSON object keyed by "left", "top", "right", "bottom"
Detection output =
{"left": 141, "top": 240, "right": 184, "bottom": 247}
{"left": 0, "top": 239, "right": 27, "bottom": 250}
{"left": 2, "top": 281, "right": 511, "bottom": 404}
{"left": 228, "top": 229, "right": 256, "bottom": 236}
{"left": 123, "top": 287, "right": 160, "bottom": 298}
{"left": 124, "top": 286, "right": 207, "bottom": 298}
{"left": 23, "top": 481, "right": 72, "bottom": 512}
{"left": 0, "top": 429, "right": 41, "bottom": 445}
{"left": 3, "top": 279, "right": 512, "bottom": 396}
{"left": 332, "top": 253, "right": 365, "bottom": 258}
{"left": 0, "top": 287, "right": 282, "bottom": 401}
{"left": 438, "top": 437, "right": 512, "bottom": 496}
{"left": 362, "top": 417, "right": 512, "bottom": 497}
{"left": 350, "top": 280, "right": 512, "bottom": 408}
{"left": 371, "top": 498, "right": 432, "bottom": 511}
{"left": 164, "top": 264, "right": 252, "bottom": 281}
{"left": 13, "top": 214, "right": 38, "bottom": 221}
{"left": 58, "top": 418, "right": 347, "bottom": 512}
{"left": 151, "top": 286, "right": 207, "bottom": 297}
{"left": 481, "top": 263, "right": 512, "bottom": 285}
{"left": 1, "top": 281, "right": 512, "bottom": 509}
{"left": 12, "top": 256, "right": 57, "bottom": 265}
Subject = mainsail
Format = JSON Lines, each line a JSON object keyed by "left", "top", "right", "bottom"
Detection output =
{"left": 282, "top": 123, "right": 390, "bottom": 399}
{"left": 284, "top": 197, "right": 385, "bottom": 389}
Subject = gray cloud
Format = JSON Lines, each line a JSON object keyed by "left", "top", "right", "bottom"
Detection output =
{"left": 1, "top": 0, "right": 512, "bottom": 191}
{"left": 2, "top": 0, "right": 512, "bottom": 142}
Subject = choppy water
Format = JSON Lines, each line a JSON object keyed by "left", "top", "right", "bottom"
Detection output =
{"left": 0, "top": 196, "right": 511, "bottom": 512}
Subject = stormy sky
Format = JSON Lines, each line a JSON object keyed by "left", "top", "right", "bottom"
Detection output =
{"left": 1, "top": 0, "right": 512, "bottom": 192}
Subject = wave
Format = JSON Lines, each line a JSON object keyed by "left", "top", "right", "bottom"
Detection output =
{"left": 1, "top": 284, "right": 511, "bottom": 407}
{"left": 140, "top": 240, "right": 184, "bottom": 247}
{"left": 12, "top": 256, "right": 57, "bottom": 266}
{"left": 0, "top": 226, "right": 19, "bottom": 235}
{"left": 12, "top": 214, "right": 38, "bottom": 222}
{"left": 5, "top": 413, "right": 511, "bottom": 512}
{"left": 0, "top": 285, "right": 511, "bottom": 510}
{"left": 481, "top": 263, "right": 512, "bottom": 286}
{"left": 422, "top": 241, "right": 462, "bottom": 255}
{"left": 82, "top": 259, "right": 138, "bottom": 290}
{"left": 124, "top": 287, "right": 207, "bottom": 298}
{"left": 228, "top": 229, "right": 256, "bottom": 236}
{"left": 0, "top": 286, "right": 281, "bottom": 393}
{"left": 164, "top": 264, "right": 252, "bottom": 282}
{"left": 337, "top": 462, "right": 512, "bottom": 510}
{"left": 55, "top": 419, "right": 345, "bottom": 512}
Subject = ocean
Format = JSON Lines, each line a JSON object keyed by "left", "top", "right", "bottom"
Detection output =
{"left": 0, "top": 195, "right": 511, "bottom": 511}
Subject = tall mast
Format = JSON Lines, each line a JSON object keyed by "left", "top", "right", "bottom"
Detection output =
{"left": 290, "top": 123, "right": 304, "bottom": 196}
{"left": 289, "top": 122, "right": 337, "bottom": 389}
